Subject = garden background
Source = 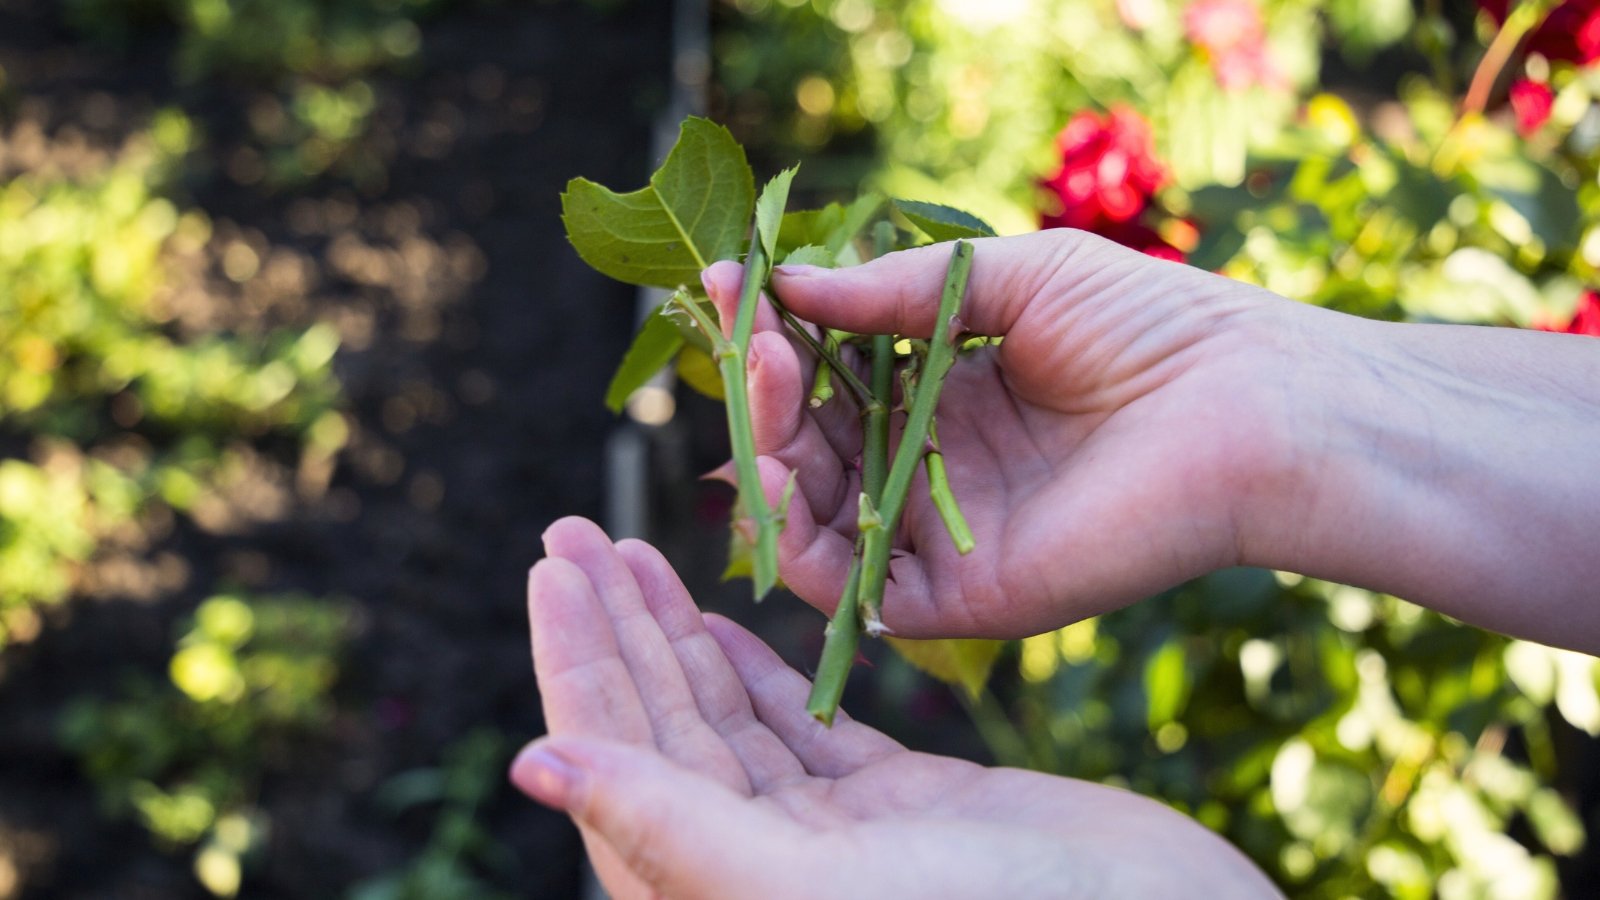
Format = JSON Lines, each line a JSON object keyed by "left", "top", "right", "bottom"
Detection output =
{"left": 1, "top": 1, "right": 1598, "bottom": 897}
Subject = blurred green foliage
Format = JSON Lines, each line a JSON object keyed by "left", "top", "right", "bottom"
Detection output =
{"left": 347, "top": 730, "right": 516, "bottom": 900}
{"left": 719, "top": 0, "right": 1378, "bottom": 227}
{"left": 62, "top": 0, "right": 438, "bottom": 82}
{"left": 1198, "top": 82, "right": 1595, "bottom": 325}
{"left": 60, "top": 0, "right": 445, "bottom": 189}
{"left": 717, "top": 1, "right": 1600, "bottom": 897}
{"left": 0, "top": 132, "right": 343, "bottom": 650}
{"left": 1008, "top": 573, "right": 1593, "bottom": 898}
{"left": 60, "top": 592, "right": 351, "bottom": 897}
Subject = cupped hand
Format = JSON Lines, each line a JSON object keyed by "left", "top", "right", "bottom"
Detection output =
{"left": 514, "top": 516, "right": 1279, "bottom": 899}
{"left": 702, "top": 229, "right": 1300, "bottom": 638}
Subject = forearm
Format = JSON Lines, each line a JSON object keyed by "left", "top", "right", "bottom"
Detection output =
{"left": 1249, "top": 303, "right": 1600, "bottom": 652}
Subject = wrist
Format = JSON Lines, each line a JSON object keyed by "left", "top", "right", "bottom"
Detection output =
{"left": 1222, "top": 296, "right": 1370, "bottom": 574}
{"left": 1232, "top": 308, "right": 1600, "bottom": 650}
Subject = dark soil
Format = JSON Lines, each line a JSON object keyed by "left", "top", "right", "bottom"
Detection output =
{"left": 0, "top": 1, "right": 691, "bottom": 896}
{"left": 0, "top": 0, "right": 987, "bottom": 893}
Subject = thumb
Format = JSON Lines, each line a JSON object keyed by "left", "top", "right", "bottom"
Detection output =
{"left": 769, "top": 229, "right": 1108, "bottom": 339}
{"left": 511, "top": 735, "right": 806, "bottom": 898}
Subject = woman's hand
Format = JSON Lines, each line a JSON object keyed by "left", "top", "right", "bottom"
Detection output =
{"left": 515, "top": 517, "right": 1279, "bottom": 899}
{"left": 709, "top": 228, "right": 1600, "bottom": 652}
{"left": 705, "top": 229, "right": 1299, "bottom": 638}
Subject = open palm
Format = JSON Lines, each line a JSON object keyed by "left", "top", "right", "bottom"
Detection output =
{"left": 705, "top": 229, "right": 1293, "bottom": 638}
{"left": 516, "top": 517, "right": 1277, "bottom": 899}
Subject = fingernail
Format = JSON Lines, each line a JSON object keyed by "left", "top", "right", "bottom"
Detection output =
{"left": 511, "top": 742, "right": 579, "bottom": 810}
{"left": 772, "top": 264, "right": 823, "bottom": 278}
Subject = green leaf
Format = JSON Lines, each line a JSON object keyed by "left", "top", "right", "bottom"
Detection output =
{"left": 1474, "top": 156, "right": 1581, "bottom": 252}
{"left": 1400, "top": 248, "right": 1543, "bottom": 324}
{"left": 720, "top": 527, "right": 753, "bottom": 582}
{"left": 675, "top": 344, "right": 723, "bottom": 400}
{"left": 718, "top": 527, "right": 786, "bottom": 589}
{"left": 1188, "top": 227, "right": 1246, "bottom": 272}
{"left": 1327, "top": 0, "right": 1414, "bottom": 60}
{"left": 778, "top": 206, "right": 841, "bottom": 253}
{"left": 604, "top": 309, "right": 685, "bottom": 413}
{"left": 1144, "top": 640, "right": 1190, "bottom": 729}
{"left": 892, "top": 199, "right": 996, "bottom": 242}
{"left": 561, "top": 117, "right": 755, "bottom": 288}
{"left": 754, "top": 166, "right": 798, "bottom": 262}
{"left": 373, "top": 768, "right": 447, "bottom": 813}
{"left": 825, "top": 194, "right": 883, "bottom": 253}
{"left": 1528, "top": 788, "right": 1586, "bottom": 855}
{"left": 781, "top": 244, "right": 835, "bottom": 268}
{"left": 884, "top": 636, "right": 1003, "bottom": 700}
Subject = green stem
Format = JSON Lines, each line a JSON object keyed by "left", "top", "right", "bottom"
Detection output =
{"left": 857, "top": 240, "right": 975, "bottom": 629}
{"left": 669, "top": 288, "right": 725, "bottom": 349}
{"left": 859, "top": 221, "right": 897, "bottom": 501}
{"left": 863, "top": 334, "right": 894, "bottom": 501}
{"left": 807, "top": 323, "right": 898, "bottom": 725}
{"left": 772, "top": 302, "right": 874, "bottom": 407}
{"left": 925, "top": 423, "right": 975, "bottom": 555}
{"left": 805, "top": 552, "right": 863, "bottom": 725}
{"left": 728, "top": 244, "right": 779, "bottom": 599}
{"left": 808, "top": 331, "right": 840, "bottom": 408}
{"left": 1462, "top": 0, "right": 1552, "bottom": 116}
{"left": 954, "top": 687, "right": 1035, "bottom": 770}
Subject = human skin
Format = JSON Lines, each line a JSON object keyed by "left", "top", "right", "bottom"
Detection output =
{"left": 515, "top": 517, "right": 1282, "bottom": 899}
{"left": 703, "top": 229, "right": 1600, "bottom": 653}
{"left": 514, "top": 229, "right": 1600, "bottom": 898}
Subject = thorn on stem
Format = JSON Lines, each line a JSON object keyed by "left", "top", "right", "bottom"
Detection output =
{"left": 948, "top": 314, "right": 968, "bottom": 341}
{"left": 862, "top": 608, "right": 893, "bottom": 637}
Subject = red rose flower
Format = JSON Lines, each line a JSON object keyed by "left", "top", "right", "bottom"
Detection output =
{"left": 1509, "top": 78, "right": 1555, "bottom": 136}
{"left": 1536, "top": 290, "right": 1600, "bottom": 336}
{"left": 1039, "top": 108, "right": 1187, "bottom": 262}
{"left": 1039, "top": 107, "right": 1168, "bottom": 232}
{"left": 1479, "top": 0, "right": 1600, "bottom": 66}
{"left": 1184, "top": 0, "right": 1286, "bottom": 91}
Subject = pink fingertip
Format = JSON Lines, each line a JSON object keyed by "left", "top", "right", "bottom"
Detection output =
{"left": 510, "top": 741, "right": 578, "bottom": 810}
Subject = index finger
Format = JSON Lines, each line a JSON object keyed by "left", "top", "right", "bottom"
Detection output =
{"left": 769, "top": 230, "right": 1094, "bottom": 339}
{"left": 528, "top": 557, "right": 652, "bottom": 743}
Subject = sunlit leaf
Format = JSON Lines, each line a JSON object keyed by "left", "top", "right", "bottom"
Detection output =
{"left": 781, "top": 244, "right": 834, "bottom": 268}
{"left": 561, "top": 117, "right": 755, "bottom": 288}
{"left": 194, "top": 845, "right": 242, "bottom": 898}
{"left": 1474, "top": 156, "right": 1581, "bottom": 252}
{"left": 825, "top": 194, "right": 882, "bottom": 254}
{"left": 754, "top": 166, "right": 798, "bottom": 262}
{"left": 1327, "top": 0, "right": 1414, "bottom": 60}
{"left": 892, "top": 199, "right": 996, "bottom": 242}
{"left": 719, "top": 528, "right": 752, "bottom": 582}
{"left": 1144, "top": 640, "right": 1190, "bottom": 729}
{"left": 1553, "top": 648, "right": 1600, "bottom": 735}
{"left": 675, "top": 344, "right": 723, "bottom": 401}
{"left": 1527, "top": 788, "right": 1586, "bottom": 855}
{"left": 884, "top": 636, "right": 1003, "bottom": 700}
{"left": 778, "top": 205, "right": 844, "bottom": 253}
